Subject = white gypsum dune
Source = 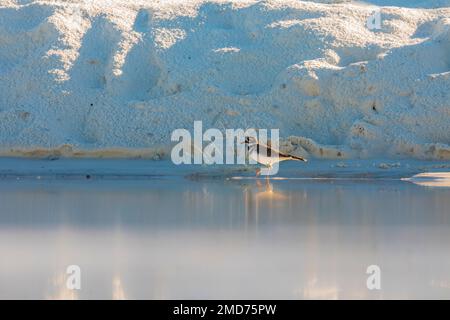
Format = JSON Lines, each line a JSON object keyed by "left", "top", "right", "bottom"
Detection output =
{"left": 0, "top": 0, "right": 449, "bottom": 159}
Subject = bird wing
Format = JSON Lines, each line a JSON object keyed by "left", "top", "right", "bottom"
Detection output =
{"left": 256, "top": 143, "right": 284, "bottom": 158}
{"left": 257, "top": 142, "right": 307, "bottom": 161}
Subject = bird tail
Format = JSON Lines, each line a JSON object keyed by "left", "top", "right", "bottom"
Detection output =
{"left": 289, "top": 155, "right": 307, "bottom": 162}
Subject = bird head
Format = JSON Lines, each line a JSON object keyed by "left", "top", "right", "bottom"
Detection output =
{"left": 242, "top": 136, "right": 257, "bottom": 145}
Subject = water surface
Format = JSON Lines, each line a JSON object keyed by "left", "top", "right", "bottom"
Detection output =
{"left": 1, "top": 172, "right": 450, "bottom": 299}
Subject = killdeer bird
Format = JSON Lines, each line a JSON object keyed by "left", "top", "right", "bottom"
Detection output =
{"left": 243, "top": 136, "right": 307, "bottom": 176}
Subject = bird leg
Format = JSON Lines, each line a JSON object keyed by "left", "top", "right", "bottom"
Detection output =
{"left": 265, "top": 164, "right": 272, "bottom": 181}
{"left": 255, "top": 168, "right": 261, "bottom": 177}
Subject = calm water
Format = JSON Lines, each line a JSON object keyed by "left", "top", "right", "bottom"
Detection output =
{"left": 1, "top": 176, "right": 450, "bottom": 299}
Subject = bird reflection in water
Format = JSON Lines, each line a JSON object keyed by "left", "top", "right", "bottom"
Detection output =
{"left": 243, "top": 178, "right": 289, "bottom": 225}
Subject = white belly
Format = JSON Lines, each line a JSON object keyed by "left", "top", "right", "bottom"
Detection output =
{"left": 249, "top": 150, "right": 284, "bottom": 166}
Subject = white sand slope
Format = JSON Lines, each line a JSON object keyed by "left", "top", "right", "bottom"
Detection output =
{"left": 0, "top": 0, "right": 449, "bottom": 159}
